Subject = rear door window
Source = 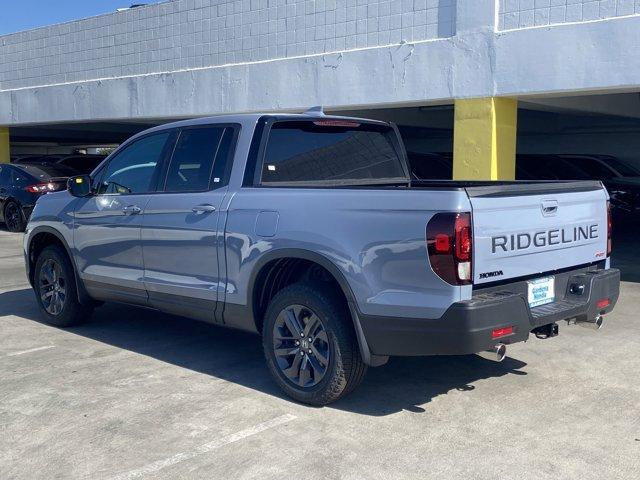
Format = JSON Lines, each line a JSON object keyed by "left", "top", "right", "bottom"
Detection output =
{"left": 163, "top": 126, "right": 236, "bottom": 192}
{"left": 260, "top": 120, "right": 408, "bottom": 186}
{"left": 11, "top": 168, "right": 35, "bottom": 187}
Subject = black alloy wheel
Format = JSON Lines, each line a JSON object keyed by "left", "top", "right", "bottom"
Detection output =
{"left": 34, "top": 245, "right": 93, "bottom": 327}
{"left": 263, "top": 283, "right": 367, "bottom": 406}
{"left": 272, "top": 304, "right": 330, "bottom": 388}
{"left": 38, "top": 257, "right": 67, "bottom": 316}
{"left": 4, "top": 202, "right": 25, "bottom": 232}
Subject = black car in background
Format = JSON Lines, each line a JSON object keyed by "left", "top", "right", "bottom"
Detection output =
{"left": 407, "top": 151, "right": 640, "bottom": 218}
{"left": 517, "top": 154, "right": 640, "bottom": 218}
{"left": 12, "top": 154, "right": 106, "bottom": 174}
{"left": 406, "top": 151, "right": 452, "bottom": 179}
{"left": 0, "top": 163, "right": 75, "bottom": 232}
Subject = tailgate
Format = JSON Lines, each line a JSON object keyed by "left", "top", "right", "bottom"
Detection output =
{"left": 468, "top": 182, "right": 608, "bottom": 285}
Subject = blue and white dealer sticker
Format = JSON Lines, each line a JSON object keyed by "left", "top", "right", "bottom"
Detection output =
{"left": 528, "top": 276, "right": 555, "bottom": 308}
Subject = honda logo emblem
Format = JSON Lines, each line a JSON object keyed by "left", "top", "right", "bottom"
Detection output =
{"left": 541, "top": 200, "right": 558, "bottom": 217}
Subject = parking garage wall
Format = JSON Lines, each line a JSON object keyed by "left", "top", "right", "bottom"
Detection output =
{"left": 0, "top": 0, "right": 456, "bottom": 91}
{"left": 499, "top": 0, "right": 640, "bottom": 30}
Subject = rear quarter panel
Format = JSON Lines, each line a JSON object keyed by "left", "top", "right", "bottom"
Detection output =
{"left": 224, "top": 188, "right": 471, "bottom": 320}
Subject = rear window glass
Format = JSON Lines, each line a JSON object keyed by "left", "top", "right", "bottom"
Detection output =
{"left": 60, "top": 156, "right": 105, "bottom": 173}
{"left": 605, "top": 157, "right": 640, "bottom": 177}
{"left": 15, "top": 163, "right": 76, "bottom": 178}
{"left": 261, "top": 121, "right": 407, "bottom": 186}
{"left": 407, "top": 152, "right": 452, "bottom": 180}
{"left": 516, "top": 156, "right": 590, "bottom": 181}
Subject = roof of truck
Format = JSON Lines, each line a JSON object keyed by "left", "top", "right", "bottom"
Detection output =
{"left": 134, "top": 110, "right": 389, "bottom": 141}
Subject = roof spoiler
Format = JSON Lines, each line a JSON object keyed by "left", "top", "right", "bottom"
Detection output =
{"left": 304, "top": 106, "right": 325, "bottom": 116}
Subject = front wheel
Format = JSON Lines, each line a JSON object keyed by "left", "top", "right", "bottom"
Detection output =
{"left": 262, "top": 283, "right": 367, "bottom": 406}
{"left": 34, "top": 245, "right": 93, "bottom": 327}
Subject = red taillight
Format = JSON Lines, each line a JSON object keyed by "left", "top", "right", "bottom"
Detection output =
{"left": 313, "top": 120, "right": 361, "bottom": 128}
{"left": 492, "top": 326, "right": 514, "bottom": 339}
{"left": 426, "top": 212, "right": 473, "bottom": 285}
{"left": 25, "top": 182, "right": 58, "bottom": 193}
{"left": 597, "top": 298, "right": 610, "bottom": 310}
{"left": 606, "top": 200, "right": 612, "bottom": 256}
{"left": 455, "top": 213, "right": 471, "bottom": 262}
{"left": 435, "top": 234, "right": 450, "bottom": 253}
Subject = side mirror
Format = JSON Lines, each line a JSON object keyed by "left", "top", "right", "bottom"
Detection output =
{"left": 67, "top": 175, "right": 92, "bottom": 197}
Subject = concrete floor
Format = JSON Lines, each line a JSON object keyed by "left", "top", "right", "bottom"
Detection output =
{"left": 0, "top": 228, "right": 638, "bottom": 480}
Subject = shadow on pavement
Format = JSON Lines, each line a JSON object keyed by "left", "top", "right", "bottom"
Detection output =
{"left": 1, "top": 287, "right": 527, "bottom": 416}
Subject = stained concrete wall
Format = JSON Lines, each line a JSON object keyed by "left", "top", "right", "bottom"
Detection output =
{"left": 2, "top": 0, "right": 640, "bottom": 126}
{"left": 0, "top": 0, "right": 456, "bottom": 91}
{"left": 499, "top": 0, "right": 640, "bottom": 30}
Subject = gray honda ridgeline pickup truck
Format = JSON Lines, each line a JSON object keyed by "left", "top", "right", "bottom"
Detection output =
{"left": 24, "top": 111, "right": 620, "bottom": 405}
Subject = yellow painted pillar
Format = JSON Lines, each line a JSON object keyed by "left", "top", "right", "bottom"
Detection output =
{"left": 452, "top": 97, "right": 517, "bottom": 180}
{"left": 0, "top": 127, "right": 9, "bottom": 163}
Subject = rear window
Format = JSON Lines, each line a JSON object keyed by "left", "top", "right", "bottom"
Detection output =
{"left": 561, "top": 157, "right": 616, "bottom": 179}
{"left": 15, "top": 163, "right": 76, "bottom": 179}
{"left": 605, "top": 157, "right": 640, "bottom": 177}
{"left": 60, "top": 156, "right": 105, "bottom": 173}
{"left": 407, "top": 152, "right": 452, "bottom": 180}
{"left": 260, "top": 120, "right": 408, "bottom": 186}
{"left": 516, "top": 156, "right": 590, "bottom": 181}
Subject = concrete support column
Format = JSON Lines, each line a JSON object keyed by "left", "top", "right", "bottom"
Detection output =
{"left": 452, "top": 97, "right": 518, "bottom": 180}
{"left": 0, "top": 127, "right": 9, "bottom": 163}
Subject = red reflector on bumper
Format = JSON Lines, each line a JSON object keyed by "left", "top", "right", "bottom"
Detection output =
{"left": 597, "top": 298, "right": 610, "bottom": 310}
{"left": 492, "top": 326, "right": 514, "bottom": 339}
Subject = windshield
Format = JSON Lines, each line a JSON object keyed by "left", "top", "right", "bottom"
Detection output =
{"left": 261, "top": 120, "right": 408, "bottom": 186}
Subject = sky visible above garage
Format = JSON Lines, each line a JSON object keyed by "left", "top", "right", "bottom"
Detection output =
{"left": 0, "top": 0, "right": 164, "bottom": 35}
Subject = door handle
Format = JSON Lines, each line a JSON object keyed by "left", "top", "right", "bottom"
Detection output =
{"left": 122, "top": 205, "right": 142, "bottom": 215}
{"left": 192, "top": 204, "right": 216, "bottom": 214}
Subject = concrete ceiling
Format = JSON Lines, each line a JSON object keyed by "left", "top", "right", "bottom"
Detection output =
{"left": 9, "top": 121, "right": 159, "bottom": 145}
{"left": 8, "top": 92, "right": 640, "bottom": 148}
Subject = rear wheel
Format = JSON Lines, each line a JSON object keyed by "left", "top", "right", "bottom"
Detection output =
{"left": 34, "top": 245, "right": 93, "bottom": 327}
{"left": 4, "top": 201, "right": 26, "bottom": 232}
{"left": 263, "top": 283, "right": 367, "bottom": 406}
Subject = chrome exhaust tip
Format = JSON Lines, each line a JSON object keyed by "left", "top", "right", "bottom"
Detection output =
{"left": 477, "top": 343, "right": 507, "bottom": 362}
{"left": 577, "top": 315, "right": 604, "bottom": 331}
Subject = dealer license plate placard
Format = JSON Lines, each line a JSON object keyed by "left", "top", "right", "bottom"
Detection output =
{"left": 528, "top": 276, "right": 555, "bottom": 308}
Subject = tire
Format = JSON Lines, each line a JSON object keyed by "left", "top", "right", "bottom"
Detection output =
{"left": 262, "top": 283, "right": 367, "bottom": 406}
{"left": 33, "top": 245, "right": 93, "bottom": 327}
{"left": 4, "top": 201, "right": 26, "bottom": 233}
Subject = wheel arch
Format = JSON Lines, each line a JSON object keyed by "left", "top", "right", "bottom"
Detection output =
{"left": 27, "top": 226, "right": 92, "bottom": 306}
{"left": 248, "top": 248, "right": 385, "bottom": 366}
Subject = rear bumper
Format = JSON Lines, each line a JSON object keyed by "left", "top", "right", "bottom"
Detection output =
{"left": 360, "top": 267, "right": 620, "bottom": 356}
